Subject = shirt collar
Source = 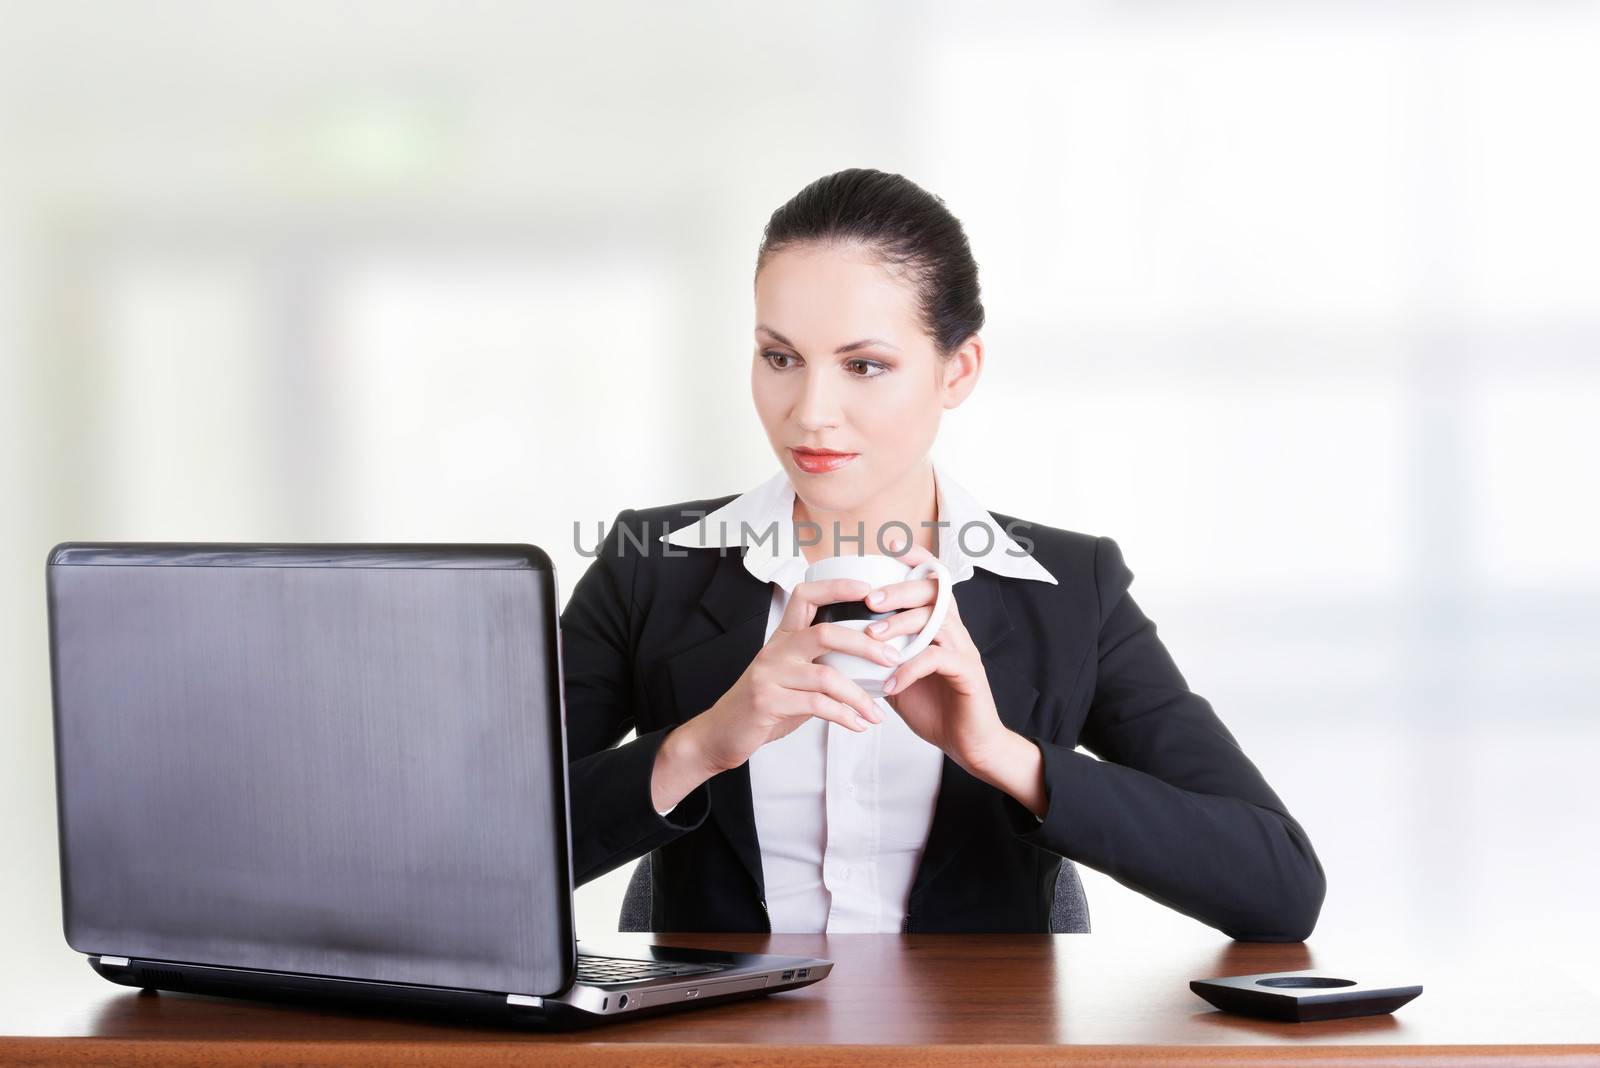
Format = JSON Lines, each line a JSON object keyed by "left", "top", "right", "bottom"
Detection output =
{"left": 659, "top": 460, "right": 1059, "bottom": 592}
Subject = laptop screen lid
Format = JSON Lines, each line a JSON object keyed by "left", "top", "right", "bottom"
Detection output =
{"left": 46, "top": 542, "right": 576, "bottom": 996}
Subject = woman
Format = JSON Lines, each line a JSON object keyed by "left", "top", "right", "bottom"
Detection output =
{"left": 561, "top": 168, "right": 1326, "bottom": 939}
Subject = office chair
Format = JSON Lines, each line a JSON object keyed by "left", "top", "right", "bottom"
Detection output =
{"left": 617, "top": 851, "right": 1091, "bottom": 933}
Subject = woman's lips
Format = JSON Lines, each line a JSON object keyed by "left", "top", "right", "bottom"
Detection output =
{"left": 790, "top": 448, "right": 858, "bottom": 474}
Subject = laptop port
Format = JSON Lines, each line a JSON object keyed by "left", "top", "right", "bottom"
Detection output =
{"left": 618, "top": 994, "right": 629, "bottom": 1009}
{"left": 781, "top": 970, "right": 794, "bottom": 981}
{"left": 796, "top": 968, "right": 809, "bottom": 979}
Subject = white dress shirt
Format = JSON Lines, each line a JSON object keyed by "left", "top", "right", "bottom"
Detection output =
{"left": 657, "top": 460, "right": 1058, "bottom": 932}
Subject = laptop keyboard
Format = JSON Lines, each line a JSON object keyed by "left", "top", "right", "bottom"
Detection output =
{"left": 574, "top": 953, "right": 729, "bottom": 987}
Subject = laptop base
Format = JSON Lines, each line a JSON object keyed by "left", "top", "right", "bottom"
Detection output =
{"left": 89, "top": 948, "right": 831, "bottom": 1030}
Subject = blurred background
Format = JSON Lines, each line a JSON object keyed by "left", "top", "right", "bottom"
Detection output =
{"left": 3, "top": 0, "right": 1597, "bottom": 993}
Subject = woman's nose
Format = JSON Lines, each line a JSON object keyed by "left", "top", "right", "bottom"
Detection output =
{"left": 793, "top": 369, "right": 841, "bottom": 430}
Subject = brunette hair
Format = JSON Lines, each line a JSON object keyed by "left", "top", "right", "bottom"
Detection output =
{"left": 756, "top": 168, "right": 985, "bottom": 358}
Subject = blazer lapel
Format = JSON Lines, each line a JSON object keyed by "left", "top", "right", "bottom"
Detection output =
{"left": 909, "top": 567, "right": 1041, "bottom": 909}
{"left": 952, "top": 565, "right": 1013, "bottom": 658}
{"left": 664, "top": 551, "right": 771, "bottom": 898}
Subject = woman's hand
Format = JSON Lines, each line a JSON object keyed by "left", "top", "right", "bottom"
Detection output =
{"left": 867, "top": 534, "right": 1048, "bottom": 817}
{"left": 651, "top": 576, "right": 901, "bottom": 812}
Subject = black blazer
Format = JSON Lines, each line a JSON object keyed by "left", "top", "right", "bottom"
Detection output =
{"left": 560, "top": 497, "right": 1327, "bottom": 940}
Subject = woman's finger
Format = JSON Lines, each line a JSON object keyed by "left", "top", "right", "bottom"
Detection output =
{"left": 804, "top": 621, "right": 901, "bottom": 669}
{"left": 779, "top": 688, "right": 872, "bottom": 732}
{"left": 866, "top": 605, "right": 931, "bottom": 641}
{"left": 881, "top": 532, "right": 934, "bottom": 566}
{"left": 872, "top": 607, "right": 970, "bottom": 652}
{"left": 774, "top": 661, "right": 882, "bottom": 724}
{"left": 774, "top": 577, "right": 872, "bottom": 636}
{"left": 872, "top": 530, "right": 945, "bottom": 613}
{"left": 865, "top": 575, "right": 939, "bottom": 613}
{"left": 882, "top": 644, "right": 956, "bottom": 696}
{"left": 930, "top": 610, "right": 976, "bottom": 654}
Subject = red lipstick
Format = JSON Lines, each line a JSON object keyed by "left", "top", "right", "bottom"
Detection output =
{"left": 790, "top": 446, "right": 858, "bottom": 474}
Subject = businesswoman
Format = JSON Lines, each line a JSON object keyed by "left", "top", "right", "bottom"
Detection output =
{"left": 560, "top": 168, "right": 1326, "bottom": 939}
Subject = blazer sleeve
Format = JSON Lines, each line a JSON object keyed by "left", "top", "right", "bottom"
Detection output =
{"left": 1005, "top": 536, "right": 1327, "bottom": 941}
{"left": 560, "top": 508, "right": 711, "bottom": 886}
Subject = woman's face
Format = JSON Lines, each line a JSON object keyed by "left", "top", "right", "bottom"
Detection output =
{"left": 751, "top": 241, "right": 980, "bottom": 516}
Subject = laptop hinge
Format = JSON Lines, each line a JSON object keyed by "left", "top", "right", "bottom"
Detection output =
{"left": 505, "top": 994, "right": 542, "bottom": 1008}
{"left": 99, "top": 956, "right": 130, "bottom": 967}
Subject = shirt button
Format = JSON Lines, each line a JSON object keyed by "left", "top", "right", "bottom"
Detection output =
{"left": 839, "top": 865, "right": 850, "bottom": 880}
{"left": 846, "top": 782, "right": 857, "bottom": 797}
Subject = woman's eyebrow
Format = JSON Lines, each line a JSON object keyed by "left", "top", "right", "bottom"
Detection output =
{"left": 756, "top": 325, "right": 900, "bottom": 354}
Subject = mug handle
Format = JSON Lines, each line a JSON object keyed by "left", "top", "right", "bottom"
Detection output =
{"left": 898, "top": 558, "right": 953, "bottom": 661}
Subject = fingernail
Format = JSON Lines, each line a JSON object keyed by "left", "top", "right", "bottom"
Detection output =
{"left": 867, "top": 590, "right": 884, "bottom": 604}
{"left": 867, "top": 621, "right": 886, "bottom": 635}
{"left": 882, "top": 675, "right": 897, "bottom": 694}
{"left": 883, "top": 646, "right": 900, "bottom": 663}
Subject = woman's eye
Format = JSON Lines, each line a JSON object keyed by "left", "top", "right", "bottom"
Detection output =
{"left": 760, "top": 350, "right": 885, "bottom": 378}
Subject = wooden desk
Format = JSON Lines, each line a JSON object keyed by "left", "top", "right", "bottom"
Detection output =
{"left": 4, "top": 932, "right": 1598, "bottom": 1065}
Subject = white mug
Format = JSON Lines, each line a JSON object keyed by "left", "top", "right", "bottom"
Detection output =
{"left": 804, "top": 553, "right": 953, "bottom": 700}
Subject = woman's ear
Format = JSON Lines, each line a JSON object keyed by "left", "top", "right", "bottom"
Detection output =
{"left": 940, "top": 333, "right": 984, "bottom": 410}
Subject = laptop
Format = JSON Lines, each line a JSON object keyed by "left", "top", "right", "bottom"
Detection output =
{"left": 45, "top": 541, "right": 831, "bottom": 1027}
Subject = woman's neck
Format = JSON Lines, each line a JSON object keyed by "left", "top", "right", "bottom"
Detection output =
{"left": 792, "top": 462, "right": 940, "bottom": 565}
